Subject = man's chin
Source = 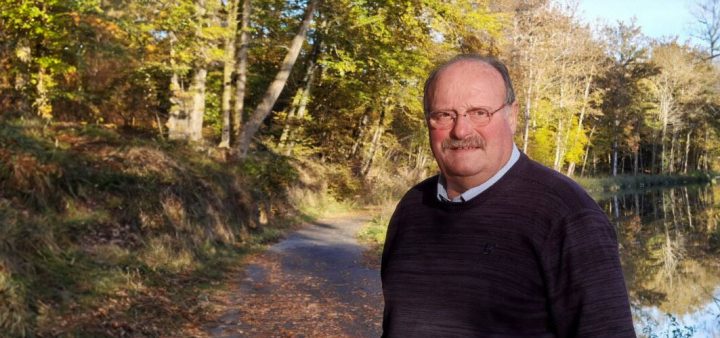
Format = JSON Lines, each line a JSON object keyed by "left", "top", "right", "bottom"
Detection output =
{"left": 443, "top": 167, "right": 484, "bottom": 178}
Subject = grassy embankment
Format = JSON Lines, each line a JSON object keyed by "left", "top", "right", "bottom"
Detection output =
{"left": 0, "top": 120, "right": 350, "bottom": 337}
{"left": 358, "top": 171, "right": 715, "bottom": 255}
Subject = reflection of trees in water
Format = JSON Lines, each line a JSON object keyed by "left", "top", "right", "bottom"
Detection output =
{"left": 653, "top": 221, "right": 686, "bottom": 288}
{"left": 603, "top": 184, "right": 720, "bottom": 317}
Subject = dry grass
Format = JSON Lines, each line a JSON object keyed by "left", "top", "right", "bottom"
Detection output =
{"left": 0, "top": 120, "right": 338, "bottom": 337}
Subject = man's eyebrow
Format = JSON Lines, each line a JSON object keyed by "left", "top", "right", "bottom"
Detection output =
{"left": 429, "top": 108, "right": 454, "bottom": 112}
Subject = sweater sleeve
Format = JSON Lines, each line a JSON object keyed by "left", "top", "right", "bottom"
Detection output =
{"left": 541, "top": 209, "right": 636, "bottom": 337}
{"left": 381, "top": 201, "right": 403, "bottom": 283}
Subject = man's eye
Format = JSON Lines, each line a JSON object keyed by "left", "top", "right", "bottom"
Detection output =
{"left": 435, "top": 112, "right": 454, "bottom": 119}
{"left": 468, "top": 110, "right": 489, "bottom": 117}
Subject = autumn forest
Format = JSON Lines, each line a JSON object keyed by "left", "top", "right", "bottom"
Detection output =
{"left": 2, "top": 0, "right": 720, "bottom": 336}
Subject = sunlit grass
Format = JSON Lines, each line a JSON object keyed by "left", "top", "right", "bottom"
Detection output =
{"left": 357, "top": 202, "right": 396, "bottom": 256}
{"left": 139, "top": 236, "right": 196, "bottom": 273}
{"left": 289, "top": 186, "right": 355, "bottom": 219}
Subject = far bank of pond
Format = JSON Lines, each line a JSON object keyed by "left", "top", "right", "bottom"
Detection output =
{"left": 599, "top": 182, "right": 720, "bottom": 337}
{"left": 576, "top": 173, "right": 714, "bottom": 197}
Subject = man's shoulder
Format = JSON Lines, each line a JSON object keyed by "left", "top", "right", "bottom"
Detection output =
{"left": 511, "top": 154, "right": 599, "bottom": 211}
{"left": 400, "top": 175, "right": 438, "bottom": 202}
{"left": 389, "top": 175, "right": 438, "bottom": 213}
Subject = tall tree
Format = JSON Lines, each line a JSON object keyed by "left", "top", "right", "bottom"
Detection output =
{"left": 597, "top": 21, "right": 657, "bottom": 176}
{"left": 219, "top": 0, "right": 240, "bottom": 148}
{"left": 165, "top": 0, "right": 223, "bottom": 141}
{"left": 509, "top": 2, "right": 603, "bottom": 174}
{"left": 236, "top": 0, "right": 319, "bottom": 157}
{"left": 233, "top": 0, "right": 252, "bottom": 142}
{"left": 691, "top": 0, "right": 720, "bottom": 59}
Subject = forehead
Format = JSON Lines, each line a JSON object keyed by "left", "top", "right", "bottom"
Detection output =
{"left": 428, "top": 61, "right": 506, "bottom": 108}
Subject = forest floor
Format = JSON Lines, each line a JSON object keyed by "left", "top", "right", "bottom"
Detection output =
{"left": 198, "top": 211, "right": 384, "bottom": 338}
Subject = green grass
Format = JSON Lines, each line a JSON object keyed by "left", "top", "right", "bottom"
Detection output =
{"left": 357, "top": 203, "right": 396, "bottom": 257}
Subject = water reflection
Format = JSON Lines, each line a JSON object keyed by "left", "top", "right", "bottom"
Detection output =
{"left": 596, "top": 184, "right": 720, "bottom": 337}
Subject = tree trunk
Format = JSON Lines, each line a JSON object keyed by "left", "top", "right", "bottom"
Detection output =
{"left": 414, "top": 145, "right": 428, "bottom": 172}
{"left": 651, "top": 133, "right": 657, "bottom": 174}
{"left": 188, "top": 67, "right": 208, "bottom": 142}
{"left": 633, "top": 148, "right": 639, "bottom": 175}
{"left": 277, "top": 90, "right": 302, "bottom": 150}
{"left": 279, "top": 40, "right": 321, "bottom": 155}
{"left": 166, "top": 69, "right": 189, "bottom": 140}
{"left": 660, "top": 94, "right": 670, "bottom": 172}
{"left": 612, "top": 139, "right": 619, "bottom": 177}
{"left": 167, "top": 0, "right": 210, "bottom": 142}
{"left": 349, "top": 112, "right": 369, "bottom": 159}
{"left": 522, "top": 72, "right": 532, "bottom": 153}
{"left": 579, "top": 126, "right": 595, "bottom": 177}
{"left": 553, "top": 119, "right": 564, "bottom": 171}
{"left": 219, "top": 0, "right": 240, "bottom": 148}
{"left": 360, "top": 104, "right": 387, "bottom": 177}
{"left": 186, "top": 0, "right": 210, "bottom": 143}
{"left": 233, "top": 0, "right": 251, "bottom": 140}
{"left": 702, "top": 128, "right": 710, "bottom": 171}
{"left": 669, "top": 128, "right": 677, "bottom": 173}
{"left": 282, "top": 64, "right": 317, "bottom": 156}
{"left": 166, "top": 32, "right": 190, "bottom": 140}
{"left": 683, "top": 129, "right": 692, "bottom": 173}
{"left": 633, "top": 115, "right": 640, "bottom": 175}
{"left": 236, "top": 0, "right": 318, "bottom": 157}
{"left": 566, "top": 71, "right": 593, "bottom": 177}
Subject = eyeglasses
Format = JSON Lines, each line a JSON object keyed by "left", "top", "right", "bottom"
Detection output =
{"left": 428, "top": 104, "right": 507, "bottom": 129}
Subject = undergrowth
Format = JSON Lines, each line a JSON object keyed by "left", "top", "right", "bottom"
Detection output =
{"left": 356, "top": 203, "right": 396, "bottom": 258}
{"left": 0, "top": 120, "right": 344, "bottom": 337}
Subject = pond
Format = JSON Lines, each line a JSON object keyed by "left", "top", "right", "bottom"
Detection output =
{"left": 596, "top": 184, "right": 720, "bottom": 337}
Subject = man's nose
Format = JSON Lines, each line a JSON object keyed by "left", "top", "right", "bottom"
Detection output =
{"left": 450, "top": 113, "right": 473, "bottom": 139}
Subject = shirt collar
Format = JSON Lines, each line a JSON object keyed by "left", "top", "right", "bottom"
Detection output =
{"left": 437, "top": 144, "right": 520, "bottom": 203}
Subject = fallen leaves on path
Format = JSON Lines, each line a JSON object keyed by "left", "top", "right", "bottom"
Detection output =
{"left": 201, "top": 249, "right": 382, "bottom": 338}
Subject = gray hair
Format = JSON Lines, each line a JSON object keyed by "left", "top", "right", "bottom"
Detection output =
{"left": 423, "top": 54, "right": 516, "bottom": 116}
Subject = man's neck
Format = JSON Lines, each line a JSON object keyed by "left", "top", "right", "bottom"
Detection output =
{"left": 445, "top": 174, "right": 494, "bottom": 200}
{"left": 439, "top": 144, "right": 520, "bottom": 201}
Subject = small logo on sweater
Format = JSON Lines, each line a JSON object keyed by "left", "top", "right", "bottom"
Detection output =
{"left": 482, "top": 243, "right": 495, "bottom": 255}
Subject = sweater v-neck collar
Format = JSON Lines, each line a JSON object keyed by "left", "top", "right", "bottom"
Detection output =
{"left": 436, "top": 145, "right": 521, "bottom": 203}
{"left": 430, "top": 153, "right": 529, "bottom": 212}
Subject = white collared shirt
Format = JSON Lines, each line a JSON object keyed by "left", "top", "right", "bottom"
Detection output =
{"left": 437, "top": 144, "right": 520, "bottom": 203}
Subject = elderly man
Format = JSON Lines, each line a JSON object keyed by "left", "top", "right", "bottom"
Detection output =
{"left": 380, "top": 55, "right": 635, "bottom": 337}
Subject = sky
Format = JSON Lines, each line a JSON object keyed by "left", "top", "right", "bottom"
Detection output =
{"left": 576, "top": 0, "right": 698, "bottom": 44}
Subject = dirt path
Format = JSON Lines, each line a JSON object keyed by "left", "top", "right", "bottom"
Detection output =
{"left": 204, "top": 213, "right": 383, "bottom": 337}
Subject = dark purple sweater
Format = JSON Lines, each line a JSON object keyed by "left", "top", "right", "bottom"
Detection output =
{"left": 381, "top": 154, "right": 635, "bottom": 337}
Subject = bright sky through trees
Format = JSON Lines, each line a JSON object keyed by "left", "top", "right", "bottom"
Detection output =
{"left": 577, "top": 0, "right": 696, "bottom": 43}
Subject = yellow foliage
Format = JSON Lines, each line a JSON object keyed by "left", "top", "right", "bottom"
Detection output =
{"left": 528, "top": 125, "right": 555, "bottom": 167}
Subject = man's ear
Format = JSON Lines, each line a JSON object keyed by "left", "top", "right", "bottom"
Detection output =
{"left": 507, "top": 101, "right": 519, "bottom": 134}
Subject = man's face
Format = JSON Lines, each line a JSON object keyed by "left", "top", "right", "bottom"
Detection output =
{"left": 426, "top": 61, "right": 518, "bottom": 184}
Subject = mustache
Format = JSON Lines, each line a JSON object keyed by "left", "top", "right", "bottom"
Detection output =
{"left": 441, "top": 136, "right": 485, "bottom": 150}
